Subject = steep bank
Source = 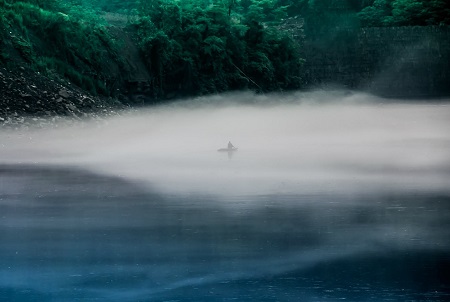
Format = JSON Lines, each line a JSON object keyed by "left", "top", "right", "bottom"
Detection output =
{"left": 0, "top": 65, "right": 125, "bottom": 128}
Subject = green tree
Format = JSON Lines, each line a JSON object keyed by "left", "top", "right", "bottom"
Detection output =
{"left": 358, "top": 0, "right": 450, "bottom": 26}
{"left": 247, "top": 0, "right": 288, "bottom": 24}
{"left": 135, "top": 0, "right": 302, "bottom": 98}
{"left": 392, "top": 0, "right": 450, "bottom": 25}
{"left": 391, "top": 0, "right": 425, "bottom": 25}
{"left": 358, "top": 0, "right": 394, "bottom": 26}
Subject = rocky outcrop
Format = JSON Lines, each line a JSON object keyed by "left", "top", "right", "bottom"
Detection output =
{"left": 0, "top": 66, "right": 125, "bottom": 128}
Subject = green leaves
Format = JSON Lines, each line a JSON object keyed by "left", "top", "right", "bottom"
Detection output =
{"left": 357, "top": 0, "right": 450, "bottom": 27}
{"left": 0, "top": 0, "right": 124, "bottom": 95}
{"left": 391, "top": 0, "right": 424, "bottom": 25}
{"left": 203, "top": 36, "right": 226, "bottom": 57}
{"left": 247, "top": 0, "right": 288, "bottom": 24}
{"left": 136, "top": 0, "right": 302, "bottom": 98}
{"left": 2, "top": 0, "right": 303, "bottom": 99}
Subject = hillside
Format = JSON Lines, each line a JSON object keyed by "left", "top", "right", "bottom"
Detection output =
{"left": 0, "top": 64, "right": 125, "bottom": 127}
{"left": 0, "top": 0, "right": 304, "bottom": 125}
{"left": 0, "top": 3, "right": 151, "bottom": 126}
{"left": 1, "top": 0, "right": 450, "bottom": 127}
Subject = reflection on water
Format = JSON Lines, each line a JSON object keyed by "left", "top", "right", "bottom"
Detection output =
{"left": 1, "top": 95, "right": 450, "bottom": 301}
{"left": 0, "top": 165, "right": 449, "bottom": 301}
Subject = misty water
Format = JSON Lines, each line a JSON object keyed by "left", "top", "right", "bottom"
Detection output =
{"left": 1, "top": 92, "right": 450, "bottom": 301}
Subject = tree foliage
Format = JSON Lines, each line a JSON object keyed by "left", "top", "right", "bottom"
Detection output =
{"left": 2, "top": 0, "right": 447, "bottom": 101}
{"left": 135, "top": 0, "right": 302, "bottom": 98}
{"left": 0, "top": 0, "right": 122, "bottom": 95}
{"left": 1, "top": 0, "right": 304, "bottom": 99}
{"left": 358, "top": 0, "right": 450, "bottom": 26}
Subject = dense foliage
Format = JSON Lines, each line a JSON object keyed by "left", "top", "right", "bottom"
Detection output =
{"left": 1, "top": 0, "right": 449, "bottom": 100}
{"left": 358, "top": 0, "right": 450, "bottom": 26}
{"left": 0, "top": 0, "right": 123, "bottom": 95}
{"left": 134, "top": 0, "right": 302, "bottom": 97}
{"left": 1, "top": 0, "right": 303, "bottom": 99}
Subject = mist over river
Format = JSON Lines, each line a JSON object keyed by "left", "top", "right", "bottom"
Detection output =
{"left": 1, "top": 92, "right": 450, "bottom": 301}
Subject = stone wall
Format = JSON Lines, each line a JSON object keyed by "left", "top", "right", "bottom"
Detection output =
{"left": 300, "top": 26, "right": 450, "bottom": 98}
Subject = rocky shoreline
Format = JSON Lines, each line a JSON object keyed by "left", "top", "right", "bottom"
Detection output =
{"left": 0, "top": 66, "right": 126, "bottom": 129}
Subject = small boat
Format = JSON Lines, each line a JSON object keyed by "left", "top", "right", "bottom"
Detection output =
{"left": 217, "top": 147, "right": 238, "bottom": 152}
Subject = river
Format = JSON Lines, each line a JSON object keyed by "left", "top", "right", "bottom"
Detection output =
{"left": 1, "top": 92, "right": 449, "bottom": 301}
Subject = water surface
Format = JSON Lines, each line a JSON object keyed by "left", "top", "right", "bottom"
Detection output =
{"left": 1, "top": 93, "right": 449, "bottom": 301}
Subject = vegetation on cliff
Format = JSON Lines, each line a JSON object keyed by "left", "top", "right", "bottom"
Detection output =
{"left": 1, "top": 0, "right": 449, "bottom": 108}
{"left": 134, "top": 0, "right": 302, "bottom": 97}
{"left": 0, "top": 0, "right": 124, "bottom": 96}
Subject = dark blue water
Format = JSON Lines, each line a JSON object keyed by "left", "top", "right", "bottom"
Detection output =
{"left": 1, "top": 165, "right": 449, "bottom": 301}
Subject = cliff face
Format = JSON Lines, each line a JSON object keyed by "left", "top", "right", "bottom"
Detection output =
{"left": 300, "top": 26, "right": 450, "bottom": 98}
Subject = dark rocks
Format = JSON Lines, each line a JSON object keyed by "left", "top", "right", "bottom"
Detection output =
{"left": 20, "top": 93, "right": 32, "bottom": 99}
{"left": 58, "top": 89, "right": 70, "bottom": 98}
{"left": 0, "top": 65, "right": 126, "bottom": 128}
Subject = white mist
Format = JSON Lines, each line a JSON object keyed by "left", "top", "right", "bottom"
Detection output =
{"left": 1, "top": 91, "right": 449, "bottom": 196}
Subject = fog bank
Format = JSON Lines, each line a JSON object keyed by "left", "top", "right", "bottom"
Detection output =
{"left": 1, "top": 91, "right": 449, "bottom": 196}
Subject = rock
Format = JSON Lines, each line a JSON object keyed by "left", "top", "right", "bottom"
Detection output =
{"left": 20, "top": 93, "right": 32, "bottom": 98}
{"left": 55, "top": 97, "right": 63, "bottom": 103}
{"left": 59, "top": 89, "right": 70, "bottom": 98}
{"left": 66, "top": 103, "right": 77, "bottom": 111}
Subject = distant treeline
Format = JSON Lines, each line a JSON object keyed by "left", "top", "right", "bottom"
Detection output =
{"left": 22, "top": 1, "right": 450, "bottom": 26}
{"left": 25, "top": 1, "right": 448, "bottom": 27}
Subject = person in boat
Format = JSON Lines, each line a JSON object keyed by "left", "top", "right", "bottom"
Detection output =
{"left": 228, "top": 141, "right": 235, "bottom": 149}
